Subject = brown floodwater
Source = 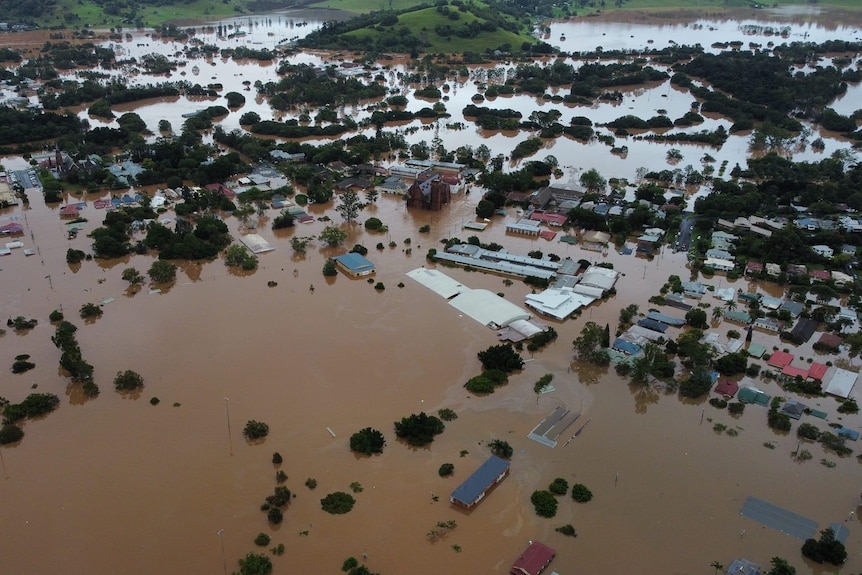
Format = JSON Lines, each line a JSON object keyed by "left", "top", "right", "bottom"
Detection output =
{"left": 1, "top": 180, "right": 861, "bottom": 575}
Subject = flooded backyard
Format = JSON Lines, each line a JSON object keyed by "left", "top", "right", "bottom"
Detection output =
{"left": 1, "top": 7, "right": 862, "bottom": 575}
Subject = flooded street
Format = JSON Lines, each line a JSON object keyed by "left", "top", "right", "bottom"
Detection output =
{"left": 2, "top": 7, "right": 862, "bottom": 574}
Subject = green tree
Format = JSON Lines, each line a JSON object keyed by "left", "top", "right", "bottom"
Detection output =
{"left": 121, "top": 267, "right": 144, "bottom": 285}
{"left": 579, "top": 168, "right": 607, "bottom": 193}
{"left": 319, "top": 226, "right": 348, "bottom": 247}
{"left": 438, "top": 463, "right": 454, "bottom": 477}
{"left": 685, "top": 308, "right": 708, "bottom": 329}
{"left": 79, "top": 303, "right": 103, "bottom": 319}
{"left": 148, "top": 260, "right": 177, "bottom": 283}
{"left": 530, "top": 490, "right": 558, "bottom": 517}
{"left": 349, "top": 427, "right": 386, "bottom": 455}
{"left": 571, "top": 483, "right": 593, "bottom": 503}
{"left": 489, "top": 439, "right": 513, "bottom": 459}
{"left": 476, "top": 198, "right": 495, "bottom": 219}
{"left": 243, "top": 420, "right": 269, "bottom": 440}
{"left": 323, "top": 260, "right": 338, "bottom": 276}
{"left": 548, "top": 477, "right": 568, "bottom": 495}
{"left": 320, "top": 491, "right": 356, "bottom": 514}
{"left": 290, "top": 236, "right": 313, "bottom": 254}
{"left": 0, "top": 424, "right": 24, "bottom": 444}
{"left": 802, "top": 528, "right": 847, "bottom": 565}
{"left": 237, "top": 552, "right": 273, "bottom": 575}
{"left": 336, "top": 190, "right": 364, "bottom": 224}
{"left": 114, "top": 370, "right": 144, "bottom": 391}
{"left": 393, "top": 412, "right": 445, "bottom": 446}
{"left": 766, "top": 557, "right": 796, "bottom": 575}
{"left": 477, "top": 344, "right": 524, "bottom": 372}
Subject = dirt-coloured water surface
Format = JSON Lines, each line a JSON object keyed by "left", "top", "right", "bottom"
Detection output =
{"left": 2, "top": 7, "right": 862, "bottom": 573}
{"left": 1, "top": 181, "right": 860, "bottom": 574}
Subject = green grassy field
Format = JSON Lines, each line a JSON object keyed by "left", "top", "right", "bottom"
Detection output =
{"left": 36, "top": 0, "right": 244, "bottom": 29}
{"left": 340, "top": 5, "right": 529, "bottom": 53}
{"left": 309, "top": 0, "right": 426, "bottom": 15}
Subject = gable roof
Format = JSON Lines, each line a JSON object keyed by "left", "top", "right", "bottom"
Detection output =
{"left": 450, "top": 456, "right": 510, "bottom": 507}
{"left": 332, "top": 253, "right": 375, "bottom": 273}
{"left": 510, "top": 541, "right": 556, "bottom": 575}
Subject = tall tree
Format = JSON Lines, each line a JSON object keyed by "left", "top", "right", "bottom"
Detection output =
{"left": 336, "top": 190, "right": 364, "bottom": 224}
{"left": 580, "top": 168, "right": 607, "bottom": 193}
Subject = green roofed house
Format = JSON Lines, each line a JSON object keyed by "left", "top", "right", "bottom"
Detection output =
{"left": 724, "top": 310, "right": 752, "bottom": 325}
{"left": 331, "top": 253, "right": 376, "bottom": 278}
{"left": 738, "top": 386, "right": 771, "bottom": 406}
{"left": 747, "top": 343, "right": 766, "bottom": 359}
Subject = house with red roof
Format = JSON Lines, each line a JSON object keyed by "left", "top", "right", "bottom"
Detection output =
{"left": 510, "top": 541, "right": 556, "bottom": 575}
{"left": 809, "top": 269, "right": 831, "bottom": 282}
{"left": 745, "top": 261, "right": 763, "bottom": 276}
{"left": 808, "top": 362, "right": 828, "bottom": 382}
{"left": 59, "top": 204, "right": 80, "bottom": 218}
{"left": 767, "top": 351, "right": 794, "bottom": 369}
{"left": 714, "top": 378, "right": 740, "bottom": 397}
{"left": 0, "top": 222, "right": 24, "bottom": 235}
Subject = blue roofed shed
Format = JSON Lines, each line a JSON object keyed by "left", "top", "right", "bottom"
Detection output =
{"left": 332, "top": 253, "right": 376, "bottom": 278}
{"left": 450, "top": 456, "right": 510, "bottom": 509}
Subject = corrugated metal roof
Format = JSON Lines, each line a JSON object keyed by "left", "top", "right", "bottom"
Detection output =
{"left": 450, "top": 456, "right": 509, "bottom": 506}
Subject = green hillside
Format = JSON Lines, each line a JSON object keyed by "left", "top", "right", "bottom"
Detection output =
{"left": 341, "top": 6, "right": 529, "bottom": 54}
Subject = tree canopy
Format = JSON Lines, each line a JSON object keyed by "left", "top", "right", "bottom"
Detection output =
{"left": 393, "top": 412, "right": 445, "bottom": 446}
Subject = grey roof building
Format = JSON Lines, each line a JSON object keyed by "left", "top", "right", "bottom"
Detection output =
{"left": 450, "top": 456, "right": 510, "bottom": 509}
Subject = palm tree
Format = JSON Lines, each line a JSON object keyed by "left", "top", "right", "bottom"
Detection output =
{"left": 724, "top": 299, "right": 737, "bottom": 312}
{"left": 710, "top": 560, "right": 724, "bottom": 575}
{"left": 712, "top": 307, "right": 723, "bottom": 322}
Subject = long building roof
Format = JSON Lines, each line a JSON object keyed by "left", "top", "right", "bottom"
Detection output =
{"left": 450, "top": 456, "right": 510, "bottom": 506}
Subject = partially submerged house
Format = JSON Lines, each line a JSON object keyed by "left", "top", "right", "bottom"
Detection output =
{"left": 510, "top": 541, "right": 556, "bottom": 575}
{"left": 332, "top": 253, "right": 375, "bottom": 278}
{"left": 450, "top": 455, "right": 510, "bottom": 509}
{"left": 405, "top": 176, "right": 450, "bottom": 210}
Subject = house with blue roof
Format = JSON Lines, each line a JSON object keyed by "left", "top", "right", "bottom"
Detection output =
{"left": 450, "top": 455, "right": 510, "bottom": 509}
{"left": 332, "top": 253, "right": 375, "bottom": 278}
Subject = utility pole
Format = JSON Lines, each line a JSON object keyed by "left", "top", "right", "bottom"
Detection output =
{"left": 224, "top": 398, "right": 233, "bottom": 456}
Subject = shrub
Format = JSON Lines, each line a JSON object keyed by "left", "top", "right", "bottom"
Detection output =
{"left": 320, "top": 491, "right": 356, "bottom": 514}
{"left": 272, "top": 452, "right": 283, "bottom": 465}
{"left": 374, "top": 282, "right": 385, "bottom": 291}
{"left": 0, "top": 424, "right": 24, "bottom": 444}
{"left": 254, "top": 533, "right": 271, "bottom": 547}
{"left": 49, "top": 310, "right": 64, "bottom": 323}
{"left": 342, "top": 557, "right": 359, "bottom": 572}
{"left": 439, "top": 463, "right": 454, "bottom": 477}
{"left": 571, "top": 483, "right": 593, "bottom": 503}
{"left": 237, "top": 552, "right": 273, "bottom": 575}
{"left": 276, "top": 470, "right": 287, "bottom": 483}
{"left": 393, "top": 412, "right": 445, "bottom": 446}
{"left": 266, "top": 507, "right": 283, "bottom": 524}
{"left": 437, "top": 408, "right": 457, "bottom": 421}
{"left": 149, "top": 397, "right": 160, "bottom": 405}
{"left": 530, "top": 490, "right": 558, "bottom": 517}
{"left": 66, "top": 248, "right": 86, "bottom": 264}
{"left": 728, "top": 402, "right": 745, "bottom": 415}
{"left": 243, "top": 420, "right": 270, "bottom": 440}
{"left": 489, "top": 439, "right": 513, "bottom": 459}
{"left": 802, "top": 528, "right": 847, "bottom": 565}
{"left": 323, "top": 260, "right": 338, "bottom": 276}
{"left": 2, "top": 393, "right": 60, "bottom": 423}
{"left": 113, "top": 369, "right": 144, "bottom": 391}
{"left": 555, "top": 524, "right": 577, "bottom": 537}
{"left": 79, "top": 303, "right": 103, "bottom": 319}
{"left": 350, "top": 244, "right": 368, "bottom": 256}
{"left": 305, "top": 478, "right": 317, "bottom": 490}
{"left": 797, "top": 423, "right": 821, "bottom": 441}
{"left": 349, "top": 427, "right": 386, "bottom": 455}
{"left": 838, "top": 398, "right": 859, "bottom": 414}
{"left": 364, "top": 217, "right": 384, "bottom": 231}
{"left": 11, "top": 355, "right": 35, "bottom": 374}
{"left": 548, "top": 477, "right": 568, "bottom": 495}
{"left": 465, "top": 374, "right": 495, "bottom": 394}
{"left": 709, "top": 397, "right": 728, "bottom": 409}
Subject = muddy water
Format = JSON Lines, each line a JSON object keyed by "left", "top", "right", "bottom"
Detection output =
{"left": 1, "top": 178, "right": 862, "bottom": 574}
{"left": 3, "top": 11, "right": 862, "bottom": 574}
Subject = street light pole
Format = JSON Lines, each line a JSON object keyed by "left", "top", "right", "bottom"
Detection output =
{"left": 218, "top": 529, "right": 227, "bottom": 575}
{"left": 224, "top": 398, "right": 233, "bottom": 456}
